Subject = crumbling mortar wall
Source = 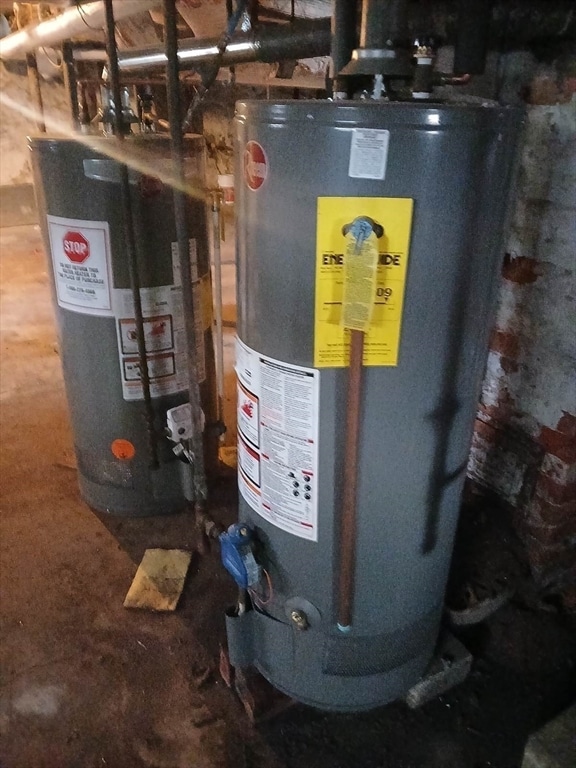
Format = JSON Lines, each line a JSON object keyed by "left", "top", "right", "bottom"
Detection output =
{"left": 468, "top": 60, "right": 576, "bottom": 589}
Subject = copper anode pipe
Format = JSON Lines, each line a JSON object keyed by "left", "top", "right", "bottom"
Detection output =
{"left": 337, "top": 329, "right": 365, "bottom": 631}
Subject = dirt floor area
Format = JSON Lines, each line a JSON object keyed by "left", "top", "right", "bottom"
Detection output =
{"left": 1, "top": 224, "right": 575, "bottom": 768}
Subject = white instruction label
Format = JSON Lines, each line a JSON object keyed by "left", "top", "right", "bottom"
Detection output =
{"left": 348, "top": 129, "right": 390, "bottom": 180}
{"left": 236, "top": 338, "right": 319, "bottom": 542}
{"left": 113, "top": 276, "right": 205, "bottom": 401}
{"left": 47, "top": 215, "right": 113, "bottom": 316}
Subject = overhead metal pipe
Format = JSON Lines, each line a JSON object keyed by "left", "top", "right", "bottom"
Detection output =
{"left": 10, "top": 1, "right": 573, "bottom": 66}
{"left": 72, "top": 48, "right": 109, "bottom": 63}
{"left": 453, "top": 0, "right": 493, "bottom": 75}
{"left": 341, "top": 0, "right": 412, "bottom": 79}
{"left": 119, "top": 18, "right": 331, "bottom": 71}
{"left": 359, "top": 0, "right": 409, "bottom": 49}
{"left": 330, "top": 0, "right": 357, "bottom": 97}
{"left": 0, "top": 0, "right": 158, "bottom": 60}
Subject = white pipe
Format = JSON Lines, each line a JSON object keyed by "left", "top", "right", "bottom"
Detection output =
{"left": 211, "top": 193, "right": 226, "bottom": 435}
{"left": 0, "top": 0, "right": 159, "bottom": 60}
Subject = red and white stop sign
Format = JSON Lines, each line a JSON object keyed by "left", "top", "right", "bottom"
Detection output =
{"left": 63, "top": 231, "right": 90, "bottom": 264}
{"left": 244, "top": 141, "right": 268, "bottom": 191}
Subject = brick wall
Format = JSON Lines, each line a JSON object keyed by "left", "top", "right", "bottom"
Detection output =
{"left": 468, "top": 68, "right": 576, "bottom": 589}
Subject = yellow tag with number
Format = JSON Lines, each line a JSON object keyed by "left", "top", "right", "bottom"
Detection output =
{"left": 315, "top": 197, "right": 414, "bottom": 367}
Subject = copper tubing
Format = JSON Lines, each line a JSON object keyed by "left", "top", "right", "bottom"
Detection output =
{"left": 337, "top": 329, "right": 365, "bottom": 631}
{"left": 439, "top": 73, "right": 471, "bottom": 86}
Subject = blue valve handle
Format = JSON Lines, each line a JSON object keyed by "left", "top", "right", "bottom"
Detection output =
{"left": 342, "top": 216, "right": 384, "bottom": 252}
{"left": 348, "top": 217, "right": 374, "bottom": 249}
{"left": 220, "top": 523, "right": 262, "bottom": 589}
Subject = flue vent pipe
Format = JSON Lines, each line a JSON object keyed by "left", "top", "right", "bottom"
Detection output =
{"left": 118, "top": 18, "right": 331, "bottom": 71}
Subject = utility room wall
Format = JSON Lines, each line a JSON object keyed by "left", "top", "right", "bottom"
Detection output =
{"left": 0, "top": 62, "right": 69, "bottom": 186}
{"left": 468, "top": 60, "right": 576, "bottom": 594}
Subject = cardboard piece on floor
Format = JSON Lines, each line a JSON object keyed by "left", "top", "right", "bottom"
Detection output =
{"left": 124, "top": 548, "right": 192, "bottom": 611}
{"left": 219, "top": 446, "right": 237, "bottom": 468}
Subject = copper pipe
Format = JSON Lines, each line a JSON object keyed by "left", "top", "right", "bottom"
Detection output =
{"left": 337, "top": 329, "right": 365, "bottom": 631}
{"left": 439, "top": 72, "right": 471, "bottom": 86}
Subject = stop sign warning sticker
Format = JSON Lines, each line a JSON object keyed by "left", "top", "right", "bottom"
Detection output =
{"left": 47, "top": 215, "right": 112, "bottom": 316}
{"left": 63, "top": 230, "right": 90, "bottom": 263}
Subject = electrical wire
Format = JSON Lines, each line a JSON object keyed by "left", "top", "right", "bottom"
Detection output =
{"left": 39, "top": 47, "right": 62, "bottom": 70}
{"left": 76, "top": 1, "right": 100, "bottom": 31}
{"left": 248, "top": 568, "right": 274, "bottom": 607}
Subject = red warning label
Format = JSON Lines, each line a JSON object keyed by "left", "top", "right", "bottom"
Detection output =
{"left": 237, "top": 380, "right": 259, "bottom": 447}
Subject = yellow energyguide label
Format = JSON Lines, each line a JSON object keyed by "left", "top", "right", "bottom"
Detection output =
{"left": 314, "top": 197, "right": 414, "bottom": 367}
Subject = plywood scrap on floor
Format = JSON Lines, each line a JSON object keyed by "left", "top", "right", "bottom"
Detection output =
{"left": 124, "top": 548, "right": 192, "bottom": 611}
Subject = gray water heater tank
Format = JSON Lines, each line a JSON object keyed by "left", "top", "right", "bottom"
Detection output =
{"left": 228, "top": 100, "right": 522, "bottom": 711}
{"left": 31, "top": 135, "right": 217, "bottom": 517}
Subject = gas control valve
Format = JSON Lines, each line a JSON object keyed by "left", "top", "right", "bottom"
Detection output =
{"left": 220, "top": 523, "right": 262, "bottom": 589}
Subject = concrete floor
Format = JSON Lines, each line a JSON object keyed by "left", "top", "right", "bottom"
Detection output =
{"left": 1, "top": 224, "right": 575, "bottom": 768}
{"left": 0, "top": 224, "right": 279, "bottom": 768}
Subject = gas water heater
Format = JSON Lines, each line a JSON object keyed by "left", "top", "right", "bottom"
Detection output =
{"left": 224, "top": 100, "right": 522, "bottom": 711}
{"left": 31, "top": 135, "right": 217, "bottom": 516}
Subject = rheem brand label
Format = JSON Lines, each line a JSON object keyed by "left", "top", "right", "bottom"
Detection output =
{"left": 47, "top": 215, "right": 113, "bottom": 316}
{"left": 244, "top": 140, "right": 268, "bottom": 191}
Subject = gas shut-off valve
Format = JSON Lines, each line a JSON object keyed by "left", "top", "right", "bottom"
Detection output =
{"left": 220, "top": 523, "right": 262, "bottom": 589}
{"left": 165, "top": 403, "right": 205, "bottom": 464}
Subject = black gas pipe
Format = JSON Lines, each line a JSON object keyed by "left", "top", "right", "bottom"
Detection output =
{"left": 163, "top": 0, "right": 209, "bottom": 509}
{"left": 103, "top": 0, "right": 159, "bottom": 469}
